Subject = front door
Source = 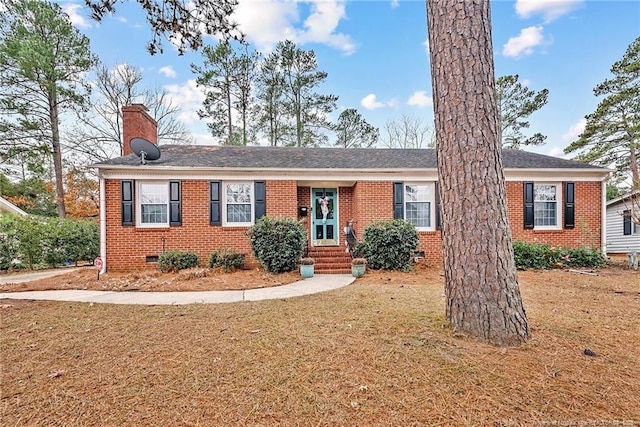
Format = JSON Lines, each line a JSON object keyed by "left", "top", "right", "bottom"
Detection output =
{"left": 312, "top": 188, "right": 338, "bottom": 246}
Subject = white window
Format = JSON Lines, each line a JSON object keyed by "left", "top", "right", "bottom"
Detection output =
{"left": 534, "top": 183, "right": 561, "bottom": 229}
{"left": 223, "top": 182, "right": 253, "bottom": 226}
{"left": 137, "top": 182, "right": 169, "bottom": 227}
{"left": 405, "top": 183, "right": 434, "bottom": 230}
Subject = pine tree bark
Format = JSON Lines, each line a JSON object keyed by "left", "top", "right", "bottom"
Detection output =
{"left": 49, "top": 94, "right": 66, "bottom": 219}
{"left": 426, "top": 0, "right": 529, "bottom": 346}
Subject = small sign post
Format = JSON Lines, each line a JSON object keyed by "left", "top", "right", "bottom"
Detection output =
{"left": 94, "top": 257, "right": 103, "bottom": 280}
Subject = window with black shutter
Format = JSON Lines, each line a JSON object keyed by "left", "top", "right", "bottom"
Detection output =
{"left": 254, "top": 181, "right": 266, "bottom": 220}
{"left": 623, "top": 210, "right": 632, "bottom": 235}
{"left": 523, "top": 182, "right": 534, "bottom": 229}
{"left": 210, "top": 181, "right": 221, "bottom": 225}
{"left": 122, "top": 180, "right": 134, "bottom": 226}
{"left": 393, "top": 182, "right": 404, "bottom": 219}
{"left": 169, "top": 181, "right": 181, "bottom": 226}
{"left": 564, "top": 182, "right": 575, "bottom": 229}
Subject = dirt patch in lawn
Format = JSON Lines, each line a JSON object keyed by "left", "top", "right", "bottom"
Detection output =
{"left": 0, "top": 260, "right": 445, "bottom": 293}
{"left": 0, "top": 266, "right": 303, "bottom": 292}
{"left": 1, "top": 264, "right": 639, "bottom": 425}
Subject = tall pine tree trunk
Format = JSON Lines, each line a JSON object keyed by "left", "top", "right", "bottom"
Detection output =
{"left": 426, "top": 0, "right": 528, "bottom": 346}
{"left": 49, "top": 94, "right": 66, "bottom": 219}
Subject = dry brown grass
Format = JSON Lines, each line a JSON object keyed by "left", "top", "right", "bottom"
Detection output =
{"left": 1, "top": 265, "right": 639, "bottom": 426}
{"left": 0, "top": 267, "right": 301, "bottom": 292}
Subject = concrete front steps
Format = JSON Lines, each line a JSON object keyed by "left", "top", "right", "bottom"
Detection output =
{"left": 308, "top": 246, "right": 352, "bottom": 274}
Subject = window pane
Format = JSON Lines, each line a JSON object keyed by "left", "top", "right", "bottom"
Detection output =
{"left": 406, "top": 202, "right": 430, "bottom": 228}
{"left": 227, "top": 204, "right": 251, "bottom": 223}
{"left": 405, "top": 185, "right": 431, "bottom": 227}
{"left": 139, "top": 183, "right": 168, "bottom": 225}
{"left": 405, "top": 185, "right": 430, "bottom": 202}
{"left": 534, "top": 185, "right": 556, "bottom": 202}
{"left": 226, "top": 183, "right": 251, "bottom": 204}
{"left": 141, "top": 204, "right": 168, "bottom": 224}
{"left": 534, "top": 185, "right": 557, "bottom": 226}
{"left": 534, "top": 202, "right": 556, "bottom": 226}
{"left": 225, "top": 183, "right": 252, "bottom": 224}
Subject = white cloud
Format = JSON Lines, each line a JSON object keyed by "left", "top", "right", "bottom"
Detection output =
{"left": 391, "top": 0, "right": 399, "bottom": 9}
{"left": 562, "top": 118, "right": 586, "bottom": 142}
{"left": 192, "top": 132, "right": 219, "bottom": 146}
{"left": 503, "top": 26, "right": 544, "bottom": 58}
{"left": 164, "top": 79, "right": 206, "bottom": 125}
{"left": 407, "top": 91, "right": 433, "bottom": 108}
{"left": 232, "top": 0, "right": 356, "bottom": 55}
{"left": 548, "top": 147, "right": 566, "bottom": 158}
{"left": 61, "top": 3, "right": 91, "bottom": 29}
{"left": 159, "top": 66, "right": 177, "bottom": 78}
{"left": 515, "top": 0, "right": 583, "bottom": 22}
{"left": 361, "top": 93, "right": 386, "bottom": 110}
{"left": 115, "top": 16, "right": 128, "bottom": 23}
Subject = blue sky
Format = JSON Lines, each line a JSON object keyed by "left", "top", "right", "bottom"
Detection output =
{"left": 59, "top": 0, "right": 639, "bottom": 157}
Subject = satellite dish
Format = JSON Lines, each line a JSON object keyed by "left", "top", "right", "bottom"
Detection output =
{"left": 130, "top": 137, "right": 161, "bottom": 164}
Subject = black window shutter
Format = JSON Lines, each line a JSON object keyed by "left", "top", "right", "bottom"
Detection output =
{"left": 623, "top": 210, "right": 632, "bottom": 235}
{"left": 254, "top": 181, "right": 266, "bottom": 220}
{"left": 122, "top": 180, "right": 134, "bottom": 226}
{"left": 169, "top": 181, "right": 181, "bottom": 226}
{"left": 393, "top": 182, "right": 404, "bottom": 220}
{"left": 524, "top": 182, "right": 534, "bottom": 229}
{"left": 564, "top": 182, "right": 575, "bottom": 229}
{"left": 435, "top": 181, "right": 442, "bottom": 230}
{"left": 210, "top": 181, "right": 221, "bottom": 225}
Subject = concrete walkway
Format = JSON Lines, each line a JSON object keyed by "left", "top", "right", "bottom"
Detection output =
{"left": 0, "top": 268, "right": 81, "bottom": 285}
{"left": 0, "top": 274, "right": 355, "bottom": 305}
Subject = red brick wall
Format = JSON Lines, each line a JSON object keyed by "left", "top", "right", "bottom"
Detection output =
{"left": 104, "top": 178, "right": 602, "bottom": 271}
{"left": 106, "top": 179, "right": 295, "bottom": 271}
{"left": 507, "top": 181, "right": 602, "bottom": 249}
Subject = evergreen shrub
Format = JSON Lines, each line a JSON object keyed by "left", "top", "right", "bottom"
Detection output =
{"left": 247, "top": 216, "right": 306, "bottom": 273}
{"left": 361, "top": 219, "right": 419, "bottom": 270}
{"left": 158, "top": 250, "right": 200, "bottom": 272}
{"left": 208, "top": 248, "right": 246, "bottom": 271}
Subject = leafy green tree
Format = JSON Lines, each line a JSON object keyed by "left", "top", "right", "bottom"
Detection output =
{"left": 0, "top": 173, "right": 57, "bottom": 217}
{"left": 0, "top": 0, "right": 96, "bottom": 218}
{"left": 275, "top": 40, "right": 338, "bottom": 147}
{"left": 254, "top": 49, "right": 291, "bottom": 146}
{"left": 496, "top": 74, "right": 549, "bottom": 148}
{"left": 193, "top": 41, "right": 259, "bottom": 145}
{"left": 85, "top": 0, "right": 240, "bottom": 55}
{"left": 333, "top": 108, "right": 379, "bottom": 148}
{"left": 564, "top": 37, "right": 640, "bottom": 188}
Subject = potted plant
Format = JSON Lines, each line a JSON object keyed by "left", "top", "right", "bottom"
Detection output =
{"left": 299, "top": 257, "right": 315, "bottom": 278}
{"left": 351, "top": 258, "right": 367, "bottom": 278}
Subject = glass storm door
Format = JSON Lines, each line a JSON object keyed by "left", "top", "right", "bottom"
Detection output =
{"left": 312, "top": 188, "right": 338, "bottom": 246}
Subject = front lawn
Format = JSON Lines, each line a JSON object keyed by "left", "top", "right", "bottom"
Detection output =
{"left": 1, "top": 267, "right": 638, "bottom": 425}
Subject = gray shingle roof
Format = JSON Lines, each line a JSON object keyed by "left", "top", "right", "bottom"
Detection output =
{"left": 93, "top": 145, "right": 607, "bottom": 171}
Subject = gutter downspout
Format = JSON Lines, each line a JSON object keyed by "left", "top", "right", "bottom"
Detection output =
{"left": 99, "top": 171, "right": 107, "bottom": 274}
{"left": 601, "top": 177, "right": 608, "bottom": 256}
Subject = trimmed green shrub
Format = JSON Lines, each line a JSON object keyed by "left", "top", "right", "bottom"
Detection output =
{"left": 247, "top": 216, "right": 306, "bottom": 273}
{"left": 512, "top": 241, "right": 605, "bottom": 270}
{"left": 158, "top": 250, "right": 200, "bottom": 272}
{"left": 361, "top": 219, "right": 419, "bottom": 270}
{"left": 13, "top": 216, "right": 45, "bottom": 270}
{"left": 0, "top": 214, "right": 21, "bottom": 270}
{"left": 0, "top": 214, "right": 99, "bottom": 270}
{"left": 208, "top": 248, "right": 246, "bottom": 272}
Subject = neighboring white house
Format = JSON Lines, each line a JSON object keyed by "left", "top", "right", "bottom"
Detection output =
{"left": 606, "top": 192, "right": 640, "bottom": 254}
{"left": 0, "top": 196, "right": 27, "bottom": 217}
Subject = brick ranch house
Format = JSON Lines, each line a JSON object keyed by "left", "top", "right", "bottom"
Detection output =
{"left": 93, "top": 105, "right": 611, "bottom": 273}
